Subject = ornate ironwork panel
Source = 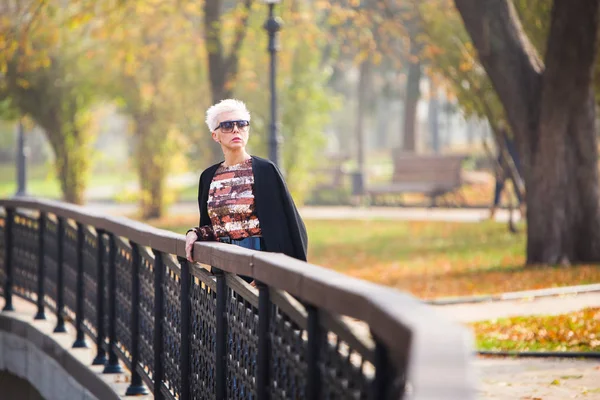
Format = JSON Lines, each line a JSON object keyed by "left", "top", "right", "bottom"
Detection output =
{"left": 162, "top": 256, "right": 181, "bottom": 399}
{"left": 82, "top": 226, "right": 98, "bottom": 340}
{"left": 114, "top": 237, "right": 133, "bottom": 361}
{"left": 62, "top": 221, "right": 78, "bottom": 321}
{"left": 269, "top": 304, "right": 307, "bottom": 400}
{"left": 226, "top": 285, "right": 258, "bottom": 399}
{"left": 138, "top": 247, "right": 156, "bottom": 385}
{"left": 43, "top": 216, "right": 58, "bottom": 312}
{"left": 319, "top": 325, "right": 374, "bottom": 400}
{"left": 102, "top": 234, "right": 110, "bottom": 350}
{"left": 190, "top": 268, "right": 217, "bottom": 400}
{"left": 12, "top": 212, "right": 38, "bottom": 302}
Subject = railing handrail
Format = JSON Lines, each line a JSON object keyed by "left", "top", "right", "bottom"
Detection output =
{"left": 0, "top": 196, "right": 475, "bottom": 399}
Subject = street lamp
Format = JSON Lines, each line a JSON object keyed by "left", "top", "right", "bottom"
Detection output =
{"left": 15, "top": 119, "right": 27, "bottom": 197}
{"left": 263, "top": 0, "right": 283, "bottom": 168}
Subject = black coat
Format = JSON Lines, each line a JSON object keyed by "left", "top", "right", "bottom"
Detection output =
{"left": 197, "top": 156, "right": 308, "bottom": 261}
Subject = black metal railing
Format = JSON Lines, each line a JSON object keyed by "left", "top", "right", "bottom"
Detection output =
{"left": 0, "top": 198, "right": 474, "bottom": 399}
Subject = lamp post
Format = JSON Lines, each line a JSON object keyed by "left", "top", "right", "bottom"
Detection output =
{"left": 15, "top": 119, "right": 27, "bottom": 197}
{"left": 263, "top": 0, "right": 283, "bottom": 167}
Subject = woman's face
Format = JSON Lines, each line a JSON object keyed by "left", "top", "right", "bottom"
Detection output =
{"left": 212, "top": 110, "right": 250, "bottom": 151}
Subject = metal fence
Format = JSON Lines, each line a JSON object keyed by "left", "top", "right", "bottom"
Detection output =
{"left": 0, "top": 198, "right": 475, "bottom": 400}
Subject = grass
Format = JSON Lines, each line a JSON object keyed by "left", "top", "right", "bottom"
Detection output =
{"left": 471, "top": 308, "right": 600, "bottom": 352}
{"left": 149, "top": 215, "right": 600, "bottom": 300}
{"left": 0, "top": 163, "right": 61, "bottom": 198}
{"left": 177, "top": 184, "right": 197, "bottom": 202}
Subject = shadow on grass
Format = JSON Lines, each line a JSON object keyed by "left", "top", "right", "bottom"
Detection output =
{"left": 434, "top": 262, "right": 600, "bottom": 280}
{"left": 346, "top": 259, "right": 600, "bottom": 299}
{"left": 394, "top": 263, "right": 600, "bottom": 299}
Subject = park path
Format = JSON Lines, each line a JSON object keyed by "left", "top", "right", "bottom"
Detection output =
{"left": 431, "top": 291, "right": 600, "bottom": 323}
{"left": 431, "top": 288, "right": 600, "bottom": 399}
{"left": 475, "top": 357, "right": 600, "bottom": 400}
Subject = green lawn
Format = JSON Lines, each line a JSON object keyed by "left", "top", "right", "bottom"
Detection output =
{"left": 471, "top": 308, "right": 600, "bottom": 352}
{"left": 177, "top": 184, "right": 197, "bottom": 202}
{"left": 0, "top": 163, "right": 61, "bottom": 198}
{"left": 150, "top": 216, "right": 600, "bottom": 299}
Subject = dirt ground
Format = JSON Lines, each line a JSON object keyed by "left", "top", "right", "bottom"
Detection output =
{"left": 475, "top": 356, "right": 600, "bottom": 399}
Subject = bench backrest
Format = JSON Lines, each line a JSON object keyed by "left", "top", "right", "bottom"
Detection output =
{"left": 392, "top": 153, "right": 466, "bottom": 185}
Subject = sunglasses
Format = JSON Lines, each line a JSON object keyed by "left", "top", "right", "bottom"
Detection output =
{"left": 215, "top": 120, "right": 250, "bottom": 133}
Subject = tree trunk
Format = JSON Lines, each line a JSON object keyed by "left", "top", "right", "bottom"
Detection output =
{"left": 134, "top": 112, "right": 166, "bottom": 219}
{"left": 203, "top": 0, "right": 252, "bottom": 164}
{"left": 455, "top": 0, "right": 600, "bottom": 264}
{"left": 204, "top": 0, "right": 227, "bottom": 103}
{"left": 53, "top": 145, "right": 86, "bottom": 204}
{"left": 6, "top": 61, "right": 90, "bottom": 205}
{"left": 528, "top": 90, "right": 600, "bottom": 264}
{"left": 37, "top": 110, "right": 88, "bottom": 205}
{"left": 203, "top": 0, "right": 229, "bottom": 164}
{"left": 402, "top": 58, "right": 421, "bottom": 152}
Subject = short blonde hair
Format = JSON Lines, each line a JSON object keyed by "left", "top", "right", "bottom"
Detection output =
{"left": 205, "top": 99, "right": 251, "bottom": 132}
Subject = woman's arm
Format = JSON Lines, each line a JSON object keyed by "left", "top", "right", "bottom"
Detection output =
{"left": 186, "top": 226, "right": 215, "bottom": 241}
{"left": 190, "top": 166, "right": 218, "bottom": 241}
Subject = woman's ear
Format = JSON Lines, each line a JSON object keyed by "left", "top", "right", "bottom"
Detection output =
{"left": 212, "top": 131, "right": 220, "bottom": 143}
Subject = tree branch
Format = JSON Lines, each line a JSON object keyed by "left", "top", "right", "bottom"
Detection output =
{"left": 453, "top": 0, "right": 543, "bottom": 144}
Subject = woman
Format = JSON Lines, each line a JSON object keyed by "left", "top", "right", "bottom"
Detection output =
{"left": 185, "top": 99, "right": 308, "bottom": 284}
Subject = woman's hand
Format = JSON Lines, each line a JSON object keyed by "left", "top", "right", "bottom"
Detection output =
{"left": 185, "top": 231, "right": 198, "bottom": 262}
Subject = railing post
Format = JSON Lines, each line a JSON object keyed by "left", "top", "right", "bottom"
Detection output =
{"left": 34, "top": 212, "right": 46, "bottom": 319}
{"left": 373, "top": 337, "right": 393, "bottom": 399}
{"left": 257, "top": 281, "right": 271, "bottom": 400}
{"left": 374, "top": 331, "right": 405, "bottom": 399}
{"left": 125, "top": 242, "right": 149, "bottom": 395}
{"left": 2, "top": 208, "right": 14, "bottom": 312}
{"left": 53, "top": 217, "right": 67, "bottom": 333}
{"left": 103, "top": 233, "right": 123, "bottom": 374}
{"left": 92, "top": 229, "right": 107, "bottom": 365}
{"left": 152, "top": 249, "right": 165, "bottom": 400}
{"left": 73, "top": 222, "right": 88, "bottom": 348}
{"left": 178, "top": 256, "right": 191, "bottom": 400}
{"left": 306, "top": 305, "right": 322, "bottom": 399}
{"left": 214, "top": 267, "right": 227, "bottom": 400}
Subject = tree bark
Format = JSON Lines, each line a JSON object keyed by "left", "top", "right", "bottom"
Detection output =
{"left": 455, "top": 0, "right": 600, "bottom": 264}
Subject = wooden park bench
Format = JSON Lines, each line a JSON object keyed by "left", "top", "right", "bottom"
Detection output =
{"left": 365, "top": 153, "right": 468, "bottom": 206}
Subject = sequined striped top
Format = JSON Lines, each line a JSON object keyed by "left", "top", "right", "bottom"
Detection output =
{"left": 192, "top": 158, "right": 262, "bottom": 240}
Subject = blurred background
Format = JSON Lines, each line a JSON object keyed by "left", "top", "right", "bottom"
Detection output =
{"left": 0, "top": 0, "right": 512, "bottom": 217}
